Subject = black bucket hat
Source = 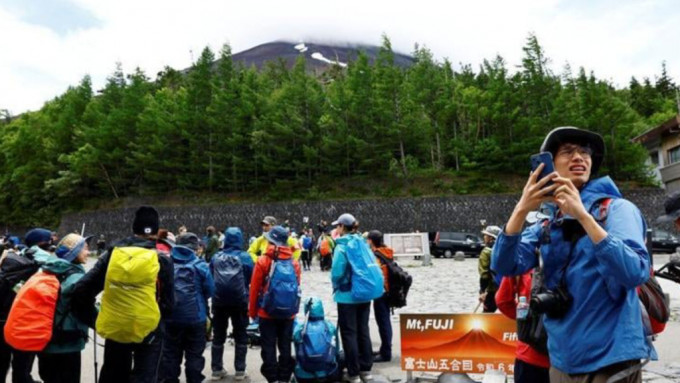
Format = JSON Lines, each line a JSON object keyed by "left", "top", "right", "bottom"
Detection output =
{"left": 540, "top": 127, "right": 605, "bottom": 176}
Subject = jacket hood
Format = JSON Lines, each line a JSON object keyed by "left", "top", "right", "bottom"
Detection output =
{"left": 223, "top": 227, "right": 244, "bottom": 250}
{"left": 171, "top": 245, "right": 197, "bottom": 263}
{"left": 335, "top": 232, "right": 361, "bottom": 246}
{"left": 41, "top": 257, "right": 84, "bottom": 275}
{"left": 117, "top": 236, "right": 157, "bottom": 249}
{"left": 264, "top": 244, "right": 293, "bottom": 260}
{"left": 23, "top": 246, "right": 52, "bottom": 261}
{"left": 303, "top": 296, "right": 325, "bottom": 320}
{"left": 579, "top": 176, "right": 621, "bottom": 211}
{"left": 375, "top": 247, "right": 394, "bottom": 258}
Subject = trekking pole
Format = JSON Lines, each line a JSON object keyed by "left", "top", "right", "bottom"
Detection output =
{"left": 473, "top": 301, "right": 482, "bottom": 314}
{"left": 93, "top": 329, "right": 99, "bottom": 383}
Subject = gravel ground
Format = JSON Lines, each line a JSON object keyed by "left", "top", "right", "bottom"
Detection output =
{"left": 21, "top": 253, "right": 680, "bottom": 382}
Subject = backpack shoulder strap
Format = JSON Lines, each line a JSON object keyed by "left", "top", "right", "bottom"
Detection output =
{"left": 374, "top": 250, "right": 390, "bottom": 266}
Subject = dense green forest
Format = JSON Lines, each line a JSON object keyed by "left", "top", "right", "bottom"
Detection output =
{"left": 1, "top": 34, "right": 678, "bottom": 226}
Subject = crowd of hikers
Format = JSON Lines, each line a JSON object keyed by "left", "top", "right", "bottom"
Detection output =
{"left": 2, "top": 126, "right": 680, "bottom": 383}
{"left": 0, "top": 209, "right": 413, "bottom": 383}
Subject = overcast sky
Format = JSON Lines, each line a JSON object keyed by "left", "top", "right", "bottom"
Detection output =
{"left": 1, "top": 0, "right": 678, "bottom": 114}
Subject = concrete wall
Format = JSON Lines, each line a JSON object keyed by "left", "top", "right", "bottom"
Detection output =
{"left": 58, "top": 188, "right": 671, "bottom": 242}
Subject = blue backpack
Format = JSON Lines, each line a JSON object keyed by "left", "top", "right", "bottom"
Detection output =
{"left": 302, "top": 237, "right": 312, "bottom": 251}
{"left": 263, "top": 256, "right": 301, "bottom": 319}
{"left": 346, "top": 236, "right": 384, "bottom": 302}
{"left": 296, "top": 319, "right": 337, "bottom": 373}
{"left": 171, "top": 259, "right": 202, "bottom": 324}
{"left": 212, "top": 251, "right": 247, "bottom": 306}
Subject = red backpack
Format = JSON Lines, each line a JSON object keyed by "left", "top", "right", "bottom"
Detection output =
{"left": 4, "top": 271, "right": 62, "bottom": 351}
{"left": 598, "top": 198, "right": 670, "bottom": 335}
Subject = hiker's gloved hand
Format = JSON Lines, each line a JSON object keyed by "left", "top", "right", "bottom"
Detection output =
{"left": 553, "top": 177, "right": 588, "bottom": 221}
{"left": 516, "top": 163, "right": 559, "bottom": 214}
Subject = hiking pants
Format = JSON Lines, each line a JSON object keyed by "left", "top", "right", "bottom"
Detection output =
{"left": 373, "top": 295, "right": 392, "bottom": 360}
{"left": 211, "top": 304, "right": 248, "bottom": 373}
{"left": 160, "top": 322, "right": 206, "bottom": 383}
{"left": 301, "top": 251, "right": 311, "bottom": 270}
{"left": 0, "top": 328, "right": 37, "bottom": 383}
{"left": 337, "top": 302, "right": 372, "bottom": 378}
{"left": 514, "top": 358, "right": 549, "bottom": 383}
{"left": 99, "top": 327, "right": 164, "bottom": 383}
{"left": 259, "top": 318, "right": 294, "bottom": 383}
{"left": 549, "top": 360, "right": 642, "bottom": 383}
{"left": 38, "top": 352, "right": 80, "bottom": 383}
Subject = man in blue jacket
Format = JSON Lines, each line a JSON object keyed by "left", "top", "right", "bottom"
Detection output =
{"left": 160, "top": 232, "right": 215, "bottom": 383}
{"left": 491, "top": 127, "right": 653, "bottom": 382}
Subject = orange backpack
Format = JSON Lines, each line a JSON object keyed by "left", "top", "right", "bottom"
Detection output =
{"left": 319, "top": 237, "right": 332, "bottom": 257}
{"left": 4, "top": 271, "right": 61, "bottom": 351}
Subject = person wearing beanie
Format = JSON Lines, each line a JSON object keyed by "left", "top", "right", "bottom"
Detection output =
{"left": 37, "top": 234, "right": 97, "bottom": 383}
{"left": 0, "top": 228, "right": 55, "bottom": 383}
{"left": 247, "top": 216, "right": 301, "bottom": 263}
{"left": 72, "top": 206, "right": 174, "bottom": 383}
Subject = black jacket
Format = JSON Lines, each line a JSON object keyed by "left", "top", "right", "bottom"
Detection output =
{"left": 71, "top": 236, "right": 174, "bottom": 329}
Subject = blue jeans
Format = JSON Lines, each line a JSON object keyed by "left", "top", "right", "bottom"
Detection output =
{"left": 159, "top": 322, "right": 206, "bottom": 383}
{"left": 211, "top": 304, "right": 248, "bottom": 373}
{"left": 373, "top": 295, "right": 392, "bottom": 360}
{"left": 337, "top": 302, "right": 372, "bottom": 377}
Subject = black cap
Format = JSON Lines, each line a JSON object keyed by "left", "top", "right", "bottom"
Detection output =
{"left": 367, "top": 230, "right": 384, "bottom": 247}
{"left": 132, "top": 206, "right": 160, "bottom": 236}
{"left": 657, "top": 191, "right": 680, "bottom": 223}
{"left": 540, "top": 127, "right": 605, "bottom": 176}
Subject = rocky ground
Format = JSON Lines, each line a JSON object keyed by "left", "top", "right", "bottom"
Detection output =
{"left": 26, "top": 253, "right": 680, "bottom": 382}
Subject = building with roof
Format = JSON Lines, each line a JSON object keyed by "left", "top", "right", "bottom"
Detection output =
{"left": 633, "top": 115, "right": 680, "bottom": 191}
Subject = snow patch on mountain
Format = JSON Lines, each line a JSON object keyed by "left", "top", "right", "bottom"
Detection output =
{"left": 311, "top": 52, "right": 347, "bottom": 67}
{"left": 294, "top": 43, "right": 308, "bottom": 53}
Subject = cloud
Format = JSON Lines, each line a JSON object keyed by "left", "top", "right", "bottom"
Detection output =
{"left": 0, "top": 0, "right": 678, "bottom": 114}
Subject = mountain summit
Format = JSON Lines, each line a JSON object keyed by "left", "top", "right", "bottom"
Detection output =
{"left": 229, "top": 41, "right": 415, "bottom": 72}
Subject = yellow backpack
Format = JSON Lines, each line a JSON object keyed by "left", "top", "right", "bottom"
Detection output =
{"left": 96, "top": 247, "right": 160, "bottom": 343}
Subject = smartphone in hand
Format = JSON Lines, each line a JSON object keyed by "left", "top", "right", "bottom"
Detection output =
{"left": 530, "top": 152, "right": 556, "bottom": 193}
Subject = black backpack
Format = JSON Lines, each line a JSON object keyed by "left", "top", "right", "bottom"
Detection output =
{"left": 374, "top": 251, "right": 412, "bottom": 309}
{"left": 0, "top": 251, "right": 39, "bottom": 319}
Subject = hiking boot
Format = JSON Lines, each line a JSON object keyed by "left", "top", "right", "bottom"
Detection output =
{"left": 343, "top": 375, "right": 361, "bottom": 383}
{"left": 373, "top": 355, "right": 391, "bottom": 363}
{"left": 359, "top": 371, "right": 373, "bottom": 382}
{"left": 234, "top": 371, "right": 247, "bottom": 381}
{"left": 211, "top": 369, "right": 228, "bottom": 381}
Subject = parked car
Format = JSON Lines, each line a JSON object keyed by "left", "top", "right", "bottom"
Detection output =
{"left": 430, "top": 232, "right": 484, "bottom": 258}
{"left": 651, "top": 228, "right": 679, "bottom": 254}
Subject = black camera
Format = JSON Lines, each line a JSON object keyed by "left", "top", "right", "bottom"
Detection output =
{"left": 530, "top": 283, "right": 573, "bottom": 319}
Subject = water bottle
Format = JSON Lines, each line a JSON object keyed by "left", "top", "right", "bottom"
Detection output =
{"left": 517, "top": 296, "right": 529, "bottom": 319}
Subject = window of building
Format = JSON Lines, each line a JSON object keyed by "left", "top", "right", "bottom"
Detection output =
{"left": 650, "top": 151, "right": 659, "bottom": 166}
{"left": 668, "top": 146, "right": 680, "bottom": 164}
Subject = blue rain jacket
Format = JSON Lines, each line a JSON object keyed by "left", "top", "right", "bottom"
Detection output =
{"left": 491, "top": 176, "right": 655, "bottom": 374}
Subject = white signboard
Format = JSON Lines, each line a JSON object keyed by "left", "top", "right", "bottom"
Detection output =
{"left": 384, "top": 232, "right": 430, "bottom": 258}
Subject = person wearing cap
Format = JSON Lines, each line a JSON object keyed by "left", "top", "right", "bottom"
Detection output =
{"left": 37, "top": 233, "right": 97, "bottom": 383}
{"left": 492, "top": 127, "right": 652, "bottom": 382}
{"left": 478, "top": 225, "right": 501, "bottom": 313}
{"left": 247, "top": 216, "right": 301, "bottom": 263}
{"left": 0, "top": 228, "right": 55, "bottom": 383}
{"left": 366, "top": 230, "right": 394, "bottom": 363}
{"left": 656, "top": 191, "right": 680, "bottom": 229}
{"left": 248, "top": 225, "right": 301, "bottom": 383}
{"left": 160, "top": 232, "right": 214, "bottom": 383}
{"left": 330, "top": 213, "right": 375, "bottom": 383}
{"left": 72, "top": 206, "right": 175, "bottom": 383}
